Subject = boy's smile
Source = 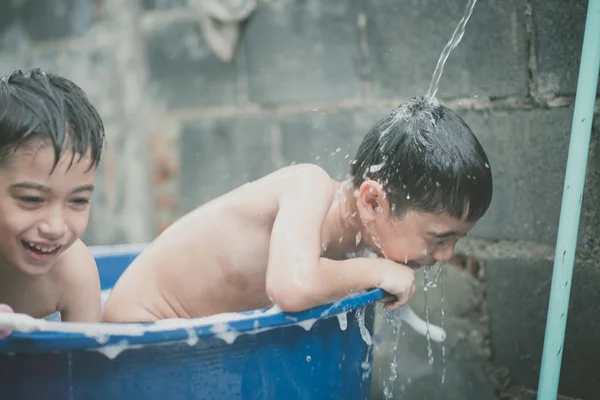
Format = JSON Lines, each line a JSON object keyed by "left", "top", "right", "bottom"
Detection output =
{"left": 20, "top": 240, "right": 62, "bottom": 263}
{"left": 0, "top": 139, "right": 96, "bottom": 276}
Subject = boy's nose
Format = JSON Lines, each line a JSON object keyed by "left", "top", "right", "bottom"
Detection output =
{"left": 38, "top": 214, "right": 67, "bottom": 240}
{"left": 434, "top": 246, "right": 455, "bottom": 262}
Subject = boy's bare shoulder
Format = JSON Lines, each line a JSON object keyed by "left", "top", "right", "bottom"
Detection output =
{"left": 51, "top": 240, "right": 100, "bottom": 292}
{"left": 49, "top": 241, "right": 102, "bottom": 321}
{"left": 268, "top": 163, "right": 335, "bottom": 190}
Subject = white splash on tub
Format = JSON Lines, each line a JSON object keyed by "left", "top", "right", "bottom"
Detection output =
{"left": 93, "top": 340, "right": 147, "bottom": 360}
{"left": 185, "top": 327, "right": 198, "bottom": 346}
{"left": 297, "top": 318, "right": 318, "bottom": 331}
{"left": 209, "top": 323, "right": 238, "bottom": 345}
{"left": 337, "top": 312, "right": 348, "bottom": 331}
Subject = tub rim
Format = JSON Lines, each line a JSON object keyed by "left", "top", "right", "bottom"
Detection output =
{"left": 0, "top": 244, "right": 385, "bottom": 354}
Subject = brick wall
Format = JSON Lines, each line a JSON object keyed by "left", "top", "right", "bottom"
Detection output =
{"left": 0, "top": 0, "right": 598, "bottom": 398}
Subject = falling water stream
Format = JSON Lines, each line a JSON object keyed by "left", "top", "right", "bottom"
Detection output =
{"left": 378, "top": 0, "right": 478, "bottom": 394}
{"left": 425, "top": 0, "right": 478, "bottom": 100}
{"left": 423, "top": 264, "right": 446, "bottom": 383}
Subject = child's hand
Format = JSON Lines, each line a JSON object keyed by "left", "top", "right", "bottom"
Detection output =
{"left": 376, "top": 260, "right": 416, "bottom": 311}
{"left": 0, "top": 304, "right": 14, "bottom": 338}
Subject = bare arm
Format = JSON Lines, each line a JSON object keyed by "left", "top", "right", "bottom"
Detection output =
{"left": 57, "top": 241, "right": 102, "bottom": 322}
{"left": 265, "top": 164, "right": 397, "bottom": 312}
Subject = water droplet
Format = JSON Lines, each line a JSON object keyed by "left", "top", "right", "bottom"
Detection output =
{"left": 306, "top": 355, "right": 312, "bottom": 362}
{"left": 484, "top": 162, "right": 490, "bottom": 168}
{"left": 357, "top": 307, "right": 372, "bottom": 346}
{"left": 369, "top": 163, "right": 384, "bottom": 173}
{"left": 355, "top": 231, "right": 362, "bottom": 246}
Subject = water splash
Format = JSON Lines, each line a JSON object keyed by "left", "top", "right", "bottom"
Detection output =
{"left": 357, "top": 307, "right": 373, "bottom": 380}
{"left": 370, "top": 234, "right": 388, "bottom": 259}
{"left": 440, "top": 266, "right": 447, "bottom": 384}
{"left": 425, "top": 0, "right": 478, "bottom": 99}
{"left": 356, "top": 307, "right": 372, "bottom": 346}
{"left": 383, "top": 311, "right": 403, "bottom": 399}
{"left": 423, "top": 264, "right": 447, "bottom": 380}
{"left": 423, "top": 266, "right": 435, "bottom": 365}
{"left": 423, "top": 264, "right": 444, "bottom": 291}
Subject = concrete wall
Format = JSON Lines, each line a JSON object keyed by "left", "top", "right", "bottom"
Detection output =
{"left": 0, "top": 0, "right": 598, "bottom": 399}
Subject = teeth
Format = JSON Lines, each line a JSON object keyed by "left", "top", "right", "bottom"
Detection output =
{"left": 25, "top": 241, "right": 59, "bottom": 253}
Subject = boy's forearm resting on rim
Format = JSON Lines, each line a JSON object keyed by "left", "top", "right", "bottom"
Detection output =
{"left": 266, "top": 257, "right": 382, "bottom": 312}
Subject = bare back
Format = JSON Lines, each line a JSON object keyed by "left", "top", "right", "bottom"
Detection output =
{"left": 103, "top": 165, "right": 329, "bottom": 322}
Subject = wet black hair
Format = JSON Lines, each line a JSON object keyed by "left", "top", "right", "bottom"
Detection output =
{"left": 350, "top": 96, "right": 492, "bottom": 222}
{"left": 0, "top": 68, "right": 105, "bottom": 170}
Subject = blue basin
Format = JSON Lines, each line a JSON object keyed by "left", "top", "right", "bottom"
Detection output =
{"left": 0, "top": 245, "right": 381, "bottom": 400}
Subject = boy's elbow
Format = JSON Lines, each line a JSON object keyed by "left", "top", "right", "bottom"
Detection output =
{"left": 266, "top": 280, "right": 318, "bottom": 313}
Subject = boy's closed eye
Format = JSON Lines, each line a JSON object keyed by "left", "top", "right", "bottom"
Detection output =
{"left": 18, "top": 196, "right": 44, "bottom": 204}
{"left": 429, "top": 232, "right": 467, "bottom": 247}
{"left": 71, "top": 198, "right": 90, "bottom": 204}
{"left": 69, "top": 198, "right": 91, "bottom": 208}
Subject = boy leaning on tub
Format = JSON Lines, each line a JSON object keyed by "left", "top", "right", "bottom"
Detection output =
{"left": 0, "top": 68, "right": 493, "bottom": 338}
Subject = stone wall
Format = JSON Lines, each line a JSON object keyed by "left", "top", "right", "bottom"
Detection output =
{"left": 0, "top": 0, "right": 598, "bottom": 399}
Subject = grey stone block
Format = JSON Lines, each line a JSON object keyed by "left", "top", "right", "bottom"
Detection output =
{"left": 21, "top": 0, "right": 96, "bottom": 42}
{"left": 279, "top": 110, "right": 384, "bottom": 180}
{"left": 0, "top": 48, "right": 116, "bottom": 123}
{"left": 141, "top": 0, "right": 187, "bottom": 11}
{"left": 0, "top": 51, "right": 56, "bottom": 78}
{"left": 146, "top": 21, "right": 238, "bottom": 110}
{"left": 244, "top": 0, "right": 363, "bottom": 105}
{"left": 366, "top": 0, "right": 528, "bottom": 99}
{"left": 0, "top": 3, "right": 24, "bottom": 53}
{"left": 179, "top": 117, "right": 276, "bottom": 212}
{"left": 485, "top": 258, "right": 600, "bottom": 400}
{"left": 532, "top": 0, "right": 598, "bottom": 96}
{"left": 58, "top": 49, "right": 122, "bottom": 123}
{"left": 460, "top": 107, "right": 599, "bottom": 246}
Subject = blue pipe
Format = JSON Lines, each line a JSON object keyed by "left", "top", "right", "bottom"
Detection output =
{"left": 536, "top": 1, "right": 600, "bottom": 399}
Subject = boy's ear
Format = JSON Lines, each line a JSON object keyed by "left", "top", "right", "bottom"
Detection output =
{"left": 357, "top": 180, "right": 387, "bottom": 223}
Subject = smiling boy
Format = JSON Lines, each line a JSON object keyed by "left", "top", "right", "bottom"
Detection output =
{"left": 0, "top": 69, "right": 105, "bottom": 337}
{"left": 103, "top": 96, "right": 493, "bottom": 322}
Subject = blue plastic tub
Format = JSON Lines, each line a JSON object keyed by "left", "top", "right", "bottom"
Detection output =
{"left": 0, "top": 245, "right": 381, "bottom": 400}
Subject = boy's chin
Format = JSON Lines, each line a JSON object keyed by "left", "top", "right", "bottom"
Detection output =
{"left": 406, "top": 261, "right": 426, "bottom": 269}
{"left": 14, "top": 260, "right": 54, "bottom": 276}
{"left": 406, "top": 260, "right": 436, "bottom": 269}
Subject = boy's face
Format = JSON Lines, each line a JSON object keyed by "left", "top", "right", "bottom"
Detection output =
{"left": 357, "top": 181, "right": 474, "bottom": 268}
{"left": 0, "top": 139, "right": 96, "bottom": 276}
